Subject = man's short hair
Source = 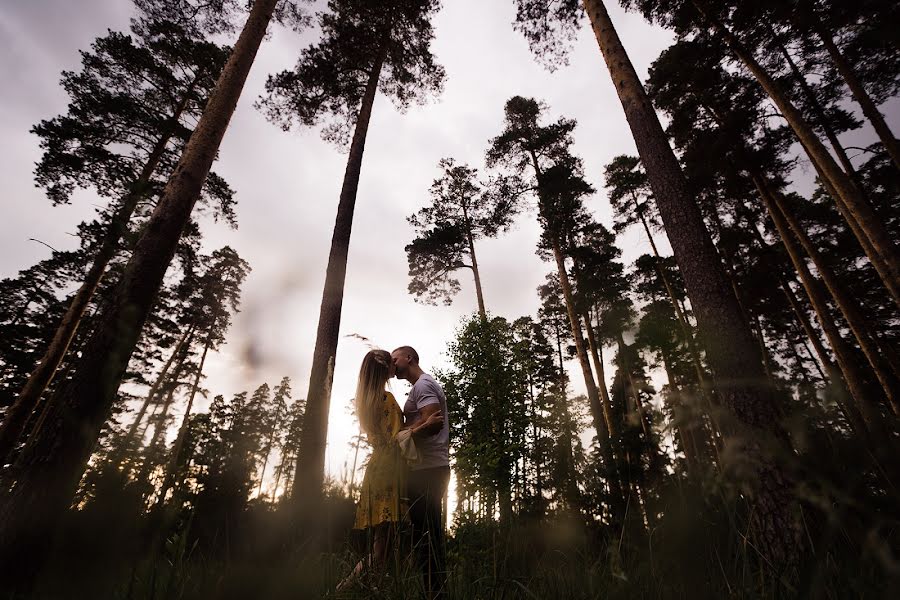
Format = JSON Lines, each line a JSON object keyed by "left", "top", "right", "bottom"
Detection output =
{"left": 393, "top": 345, "right": 419, "bottom": 364}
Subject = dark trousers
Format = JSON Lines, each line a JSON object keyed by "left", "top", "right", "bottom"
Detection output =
{"left": 407, "top": 465, "right": 450, "bottom": 598}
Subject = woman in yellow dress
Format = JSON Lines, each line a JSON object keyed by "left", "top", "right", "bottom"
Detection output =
{"left": 337, "top": 349, "right": 441, "bottom": 591}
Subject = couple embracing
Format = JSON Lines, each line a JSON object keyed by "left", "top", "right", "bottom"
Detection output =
{"left": 337, "top": 346, "right": 450, "bottom": 598}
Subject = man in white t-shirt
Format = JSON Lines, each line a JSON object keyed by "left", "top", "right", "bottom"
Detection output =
{"left": 392, "top": 345, "right": 449, "bottom": 599}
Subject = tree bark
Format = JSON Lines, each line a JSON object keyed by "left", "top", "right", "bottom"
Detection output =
{"left": 0, "top": 83, "right": 199, "bottom": 463}
{"left": 694, "top": 2, "right": 900, "bottom": 309}
{"left": 292, "top": 40, "right": 388, "bottom": 505}
{"left": 0, "top": 0, "right": 278, "bottom": 588}
{"left": 461, "top": 202, "right": 487, "bottom": 319}
{"left": 582, "top": 0, "right": 800, "bottom": 570}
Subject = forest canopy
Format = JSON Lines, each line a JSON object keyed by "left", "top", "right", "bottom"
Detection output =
{"left": 0, "top": 0, "right": 897, "bottom": 597}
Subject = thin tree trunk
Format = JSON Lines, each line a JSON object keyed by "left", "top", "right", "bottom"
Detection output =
{"left": 767, "top": 22, "right": 864, "bottom": 187}
{"left": 749, "top": 221, "right": 844, "bottom": 392}
{"left": 636, "top": 202, "right": 716, "bottom": 416}
{"left": 549, "top": 237, "right": 627, "bottom": 523}
{"left": 785, "top": 339, "right": 814, "bottom": 386}
{"left": 780, "top": 279, "right": 831, "bottom": 384}
{"left": 292, "top": 40, "right": 389, "bottom": 505}
{"left": 615, "top": 331, "right": 652, "bottom": 439}
{"left": 122, "top": 327, "right": 195, "bottom": 459}
{"left": 583, "top": 308, "right": 617, "bottom": 437}
{"left": 660, "top": 348, "right": 700, "bottom": 470}
{"left": 529, "top": 145, "right": 627, "bottom": 520}
{"left": 154, "top": 326, "right": 213, "bottom": 512}
{"left": 591, "top": 313, "right": 614, "bottom": 422}
{"left": 768, "top": 186, "right": 900, "bottom": 414}
{"left": 794, "top": 125, "right": 900, "bottom": 312}
{"left": 805, "top": 9, "right": 900, "bottom": 169}
{"left": 134, "top": 346, "right": 195, "bottom": 489}
{"left": 0, "top": 1, "right": 278, "bottom": 588}
{"left": 135, "top": 381, "right": 181, "bottom": 490}
{"left": 461, "top": 203, "right": 487, "bottom": 319}
{"left": 752, "top": 314, "right": 776, "bottom": 384}
{"left": 799, "top": 338, "right": 826, "bottom": 382}
{"left": 0, "top": 84, "right": 199, "bottom": 463}
{"left": 582, "top": 0, "right": 800, "bottom": 569}
{"left": 694, "top": 2, "right": 900, "bottom": 307}
{"left": 257, "top": 417, "right": 281, "bottom": 501}
{"left": 528, "top": 372, "right": 542, "bottom": 513}
{"left": 752, "top": 175, "right": 880, "bottom": 437}
{"left": 16, "top": 283, "right": 106, "bottom": 452}
{"left": 498, "top": 469, "right": 513, "bottom": 525}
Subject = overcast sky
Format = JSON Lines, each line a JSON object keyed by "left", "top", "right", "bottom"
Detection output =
{"left": 2, "top": 1, "right": 895, "bottom": 498}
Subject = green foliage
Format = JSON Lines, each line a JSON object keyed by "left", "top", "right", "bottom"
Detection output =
{"left": 512, "top": 0, "right": 582, "bottom": 69}
{"left": 31, "top": 14, "right": 235, "bottom": 221}
{"left": 603, "top": 154, "right": 662, "bottom": 235}
{"left": 405, "top": 158, "right": 519, "bottom": 307}
{"left": 259, "top": 0, "right": 445, "bottom": 145}
{"left": 440, "top": 314, "right": 530, "bottom": 523}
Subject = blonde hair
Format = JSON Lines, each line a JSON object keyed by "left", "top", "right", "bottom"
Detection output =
{"left": 355, "top": 349, "right": 392, "bottom": 440}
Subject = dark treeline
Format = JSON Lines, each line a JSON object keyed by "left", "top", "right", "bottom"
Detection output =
{"left": 1, "top": 0, "right": 898, "bottom": 598}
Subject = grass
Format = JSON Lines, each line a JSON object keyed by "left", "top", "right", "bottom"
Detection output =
{"left": 14, "top": 479, "right": 898, "bottom": 600}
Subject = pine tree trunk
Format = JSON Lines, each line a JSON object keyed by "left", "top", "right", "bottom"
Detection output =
{"left": 694, "top": 2, "right": 900, "bottom": 308}
{"left": 749, "top": 220, "right": 832, "bottom": 378}
{"left": 796, "top": 133, "right": 900, "bottom": 312}
{"left": 768, "top": 22, "right": 865, "bottom": 188}
{"left": 659, "top": 348, "right": 700, "bottom": 470}
{"left": 767, "top": 186, "right": 900, "bottom": 414}
{"left": 750, "top": 222, "right": 852, "bottom": 395}
{"left": 292, "top": 41, "right": 388, "bottom": 505}
{"left": 135, "top": 378, "right": 182, "bottom": 490}
{"left": 583, "top": 308, "right": 617, "bottom": 437}
{"left": 805, "top": 10, "right": 900, "bottom": 169}
{"left": 498, "top": 470, "right": 513, "bottom": 525}
{"left": 461, "top": 203, "right": 487, "bottom": 319}
{"left": 615, "top": 332, "right": 651, "bottom": 438}
{"left": 257, "top": 418, "right": 281, "bottom": 500}
{"left": 587, "top": 308, "right": 620, "bottom": 440}
{"left": 121, "top": 327, "right": 195, "bottom": 461}
{"left": 0, "top": 0, "right": 278, "bottom": 587}
{"left": 799, "top": 338, "right": 827, "bottom": 381}
{"left": 780, "top": 279, "right": 834, "bottom": 383}
{"left": 636, "top": 203, "right": 716, "bottom": 416}
{"left": 529, "top": 375, "right": 542, "bottom": 514}
{"left": 0, "top": 84, "right": 199, "bottom": 463}
{"left": 154, "top": 327, "right": 212, "bottom": 512}
{"left": 752, "top": 175, "right": 881, "bottom": 437}
{"left": 752, "top": 314, "right": 776, "bottom": 384}
{"left": 549, "top": 240, "right": 627, "bottom": 523}
{"left": 529, "top": 144, "right": 626, "bottom": 521}
{"left": 582, "top": 0, "right": 800, "bottom": 570}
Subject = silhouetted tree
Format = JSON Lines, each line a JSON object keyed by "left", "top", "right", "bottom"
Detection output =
{"left": 259, "top": 0, "right": 444, "bottom": 504}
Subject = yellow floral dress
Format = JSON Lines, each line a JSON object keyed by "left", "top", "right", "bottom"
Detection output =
{"left": 353, "top": 391, "right": 407, "bottom": 529}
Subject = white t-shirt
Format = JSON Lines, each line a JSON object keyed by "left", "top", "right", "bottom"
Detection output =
{"left": 403, "top": 373, "right": 449, "bottom": 471}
